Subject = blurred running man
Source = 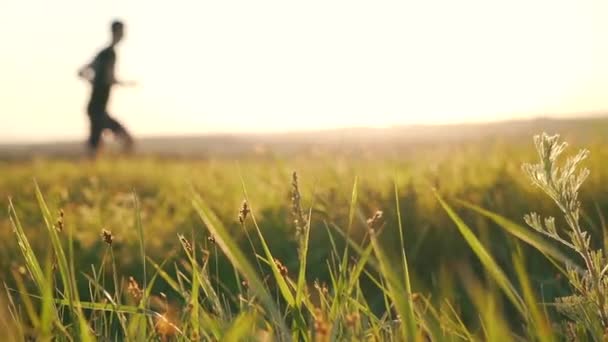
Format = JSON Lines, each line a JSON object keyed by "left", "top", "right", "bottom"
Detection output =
{"left": 78, "top": 20, "right": 135, "bottom": 158}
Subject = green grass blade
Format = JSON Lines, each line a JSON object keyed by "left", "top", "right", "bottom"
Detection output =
{"left": 221, "top": 312, "right": 257, "bottom": 342}
{"left": 512, "top": 246, "right": 554, "bottom": 342}
{"left": 33, "top": 182, "right": 93, "bottom": 341}
{"left": 330, "top": 222, "right": 379, "bottom": 270}
{"left": 368, "top": 228, "right": 418, "bottom": 340}
{"left": 457, "top": 199, "right": 578, "bottom": 269}
{"left": 126, "top": 193, "right": 148, "bottom": 340}
{"left": 133, "top": 192, "right": 147, "bottom": 292}
{"left": 8, "top": 199, "right": 69, "bottom": 340}
{"left": 8, "top": 199, "right": 45, "bottom": 291}
{"left": 443, "top": 300, "right": 475, "bottom": 341}
{"left": 461, "top": 273, "right": 512, "bottom": 341}
{"left": 295, "top": 180, "right": 317, "bottom": 314}
{"left": 54, "top": 298, "right": 156, "bottom": 315}
{"left": 187, "top": 237, "right": 200, "bottom": 338}
{"left": 10, "top": 268, "right": 40, "bottom": 331}
{"left": 435, "top": 190, "right": 527, "bottom": 318}
{"left": 146, "top": 256, "right": 183, "bottom": 298}
{"left": 239, "top": 205, "right": 295, "bottom": 307}
{"left": 394, "top": 182, "right": 415, "bottom": 313}
{"left": 40, "top": 258, "right": 55, "bottom": 340}
{"left": 295, "top": 205, "right": 312, "bottom": 309}
{"left": 340, "top": 177, "right": 359, "bottom": 276}
{"left": 192, "top": 192, "right": 290, "bottom": 339}
{"left": 347, "top": 177, "right": 359, "bottom": 236}
{"left": 346, "top": 242, "right": 374, "bottom": 297}
{"left": 179, "top": 233, "right": 226, "bottom": 322}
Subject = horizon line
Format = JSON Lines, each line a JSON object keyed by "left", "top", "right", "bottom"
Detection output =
{"left": 2, "top": 112, "right": 607, "bottom": 146}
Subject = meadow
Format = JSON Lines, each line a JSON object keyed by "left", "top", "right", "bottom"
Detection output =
{"left": 2, "top": 120, "right": 608, "bottom": 340}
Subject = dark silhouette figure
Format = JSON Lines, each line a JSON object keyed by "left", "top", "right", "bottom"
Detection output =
{"left": 78, "top": 20, "right": 135, "bottom": 158}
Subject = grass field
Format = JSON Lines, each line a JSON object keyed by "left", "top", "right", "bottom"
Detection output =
{"left": 2, "top": 118, "right": 608, "bottom": 340}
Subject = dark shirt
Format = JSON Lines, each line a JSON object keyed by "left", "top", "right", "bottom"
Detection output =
{"left": 88, "top": 46, "right": 116, "bottom": 114}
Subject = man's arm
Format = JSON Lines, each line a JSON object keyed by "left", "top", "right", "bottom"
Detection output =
{"left": 77, "top": 62, "right": 94, "bottom": 82}
{"left": 115, "top": 79, "right": 138, "bottom": 87}
{"left": 105, "top": 54, "right": 137, "bottom": 87}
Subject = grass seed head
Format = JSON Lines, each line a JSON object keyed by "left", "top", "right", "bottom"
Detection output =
{"left": 367, "top": 210, "right": 384, "bottom": 232}
{"left": 201, "top": 248, "right": 210, "bottom": 262}
{"left": 314, "top": 280, "right": 329, "bottom": 296}
{"left": 155, "top": 311, "right": 179, "bottom": 341}
{"left": 18, "top": 265, "right": 27, "bottom": 275}
{"left": 178, "top": 235, "right": 192, "bottom": 254}
{"left": 238, "top": 200, "right": 250, "bottom": 224}
{"left": 274, "top": 258, "right": 288, "bottom": 277}
{"left": 55, "top": 209, "right": 64, "bottom": 232}
{"left": 127, "top": 276, "right": 143, "bottom": 302}
{"left": 346, "top": 312, "right": 360, "bottom": 328}
{"left": 101, "top": 229, "right": 113, "bottom": 245}
{"left": 291, "top": 171, "right": 307, "bottom": 236}
{"left": 314, "top": 307, "right": 330, "bottom": 339}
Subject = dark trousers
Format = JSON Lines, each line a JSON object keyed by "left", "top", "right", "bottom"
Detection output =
{"left": 87, "top": 109, "right": 132, "bottom": 151}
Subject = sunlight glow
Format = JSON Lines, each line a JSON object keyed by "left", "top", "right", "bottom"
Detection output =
{"left": 1, "top": 0, "right": 607, "bottom": 142}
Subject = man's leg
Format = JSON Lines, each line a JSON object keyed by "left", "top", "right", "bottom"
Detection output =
{"left": 105, "top": 113, "right": 134, "bottom": 153}
{"left": 87, "top": 114, "right": 104, "bottom": 158}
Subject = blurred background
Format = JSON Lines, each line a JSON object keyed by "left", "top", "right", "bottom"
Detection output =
{"left": 2, "top": 2, "right": 608, "bottom": 335}
{"left": 2, "top": 0, "right": 608, "bottom": 145}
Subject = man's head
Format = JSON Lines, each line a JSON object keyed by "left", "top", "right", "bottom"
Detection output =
{"left": 111, "top": 20, "right": 124, "bottom": 45}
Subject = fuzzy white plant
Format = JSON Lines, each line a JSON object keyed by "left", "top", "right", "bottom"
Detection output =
{"left": 523, "top": 133, "right": 608, "bottom": 333}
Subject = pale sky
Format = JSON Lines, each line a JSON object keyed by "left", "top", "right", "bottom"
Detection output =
{"left": 1, "top": 0, "right": 607, "bottom": 143}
